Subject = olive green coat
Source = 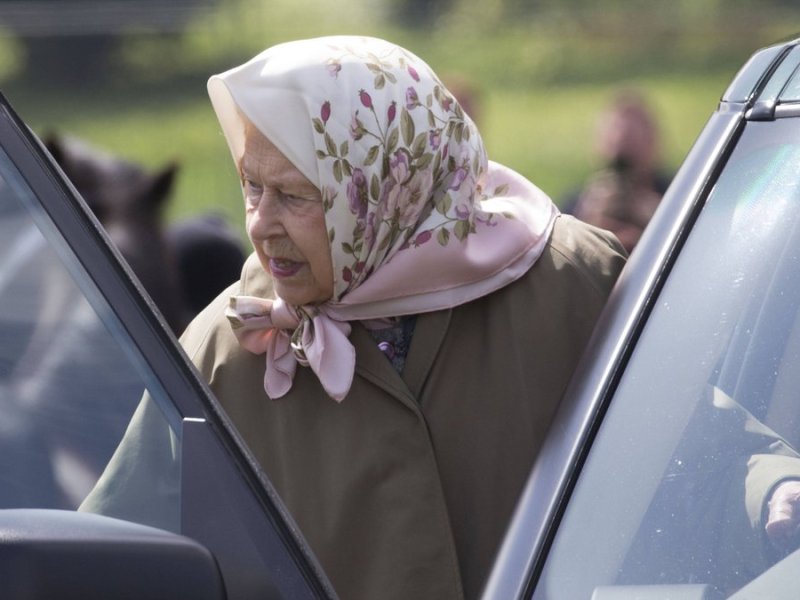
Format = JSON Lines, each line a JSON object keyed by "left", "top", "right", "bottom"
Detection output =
{"left": 179, "top": 215, "right": 626, "bottom": 600}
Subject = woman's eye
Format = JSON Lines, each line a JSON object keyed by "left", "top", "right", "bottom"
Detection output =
{"left": 243, "top": 180, "right": 263, "bottom": 204}
{"left": 244, "top": 179, "right": 262, "bottom": 193}
{"left": 282, "top": 193, "right": 305, "bottom": 205}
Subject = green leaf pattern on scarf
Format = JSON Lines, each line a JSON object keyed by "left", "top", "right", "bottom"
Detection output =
{"left": 311, "top": 42, "right": 502, "bottom": 296}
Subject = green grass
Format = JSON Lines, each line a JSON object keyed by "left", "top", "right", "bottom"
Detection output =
{"left": 1, "top": 0, "right": 792, "bottom": 232}
{"left": 482, "top": 72, "right": 734, "bottom": 202}
{"left": 6, "top": 66, "right": 736, "bottom": 239}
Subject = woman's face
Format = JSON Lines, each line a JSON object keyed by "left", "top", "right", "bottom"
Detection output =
{"left": 241, "top": 126, "right": 334, "bottom": 306}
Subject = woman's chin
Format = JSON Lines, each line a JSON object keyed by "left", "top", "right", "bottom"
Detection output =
{"left": 273, "top": 280, "right": 316, "bottom": 307}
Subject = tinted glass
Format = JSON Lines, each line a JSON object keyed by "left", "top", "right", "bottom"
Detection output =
{"left": 757, "top": 45, "right": 800, "bottom": 104}
{"left": 723, "top": 44, "right": 786, "bottom": 103}
{"left": 535, "top": 118, "right": 800, "bottom": 598}
{"left": 0, "top": 143, "right": 181, "bottom": 526}
{"left": 779, "top": 51, "right": 800, "bottom": 102}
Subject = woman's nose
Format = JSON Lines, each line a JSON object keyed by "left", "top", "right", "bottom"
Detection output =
{"left": 251, "top": 192, "right": 284, "bottom": 235}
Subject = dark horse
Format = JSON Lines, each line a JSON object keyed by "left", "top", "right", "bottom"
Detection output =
{"left": 44, "top": 134, "right": 246, "bottom": 333}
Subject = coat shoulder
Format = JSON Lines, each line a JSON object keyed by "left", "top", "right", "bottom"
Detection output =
{"left": 538, "top": 214, "right": 627, "bottom": 299}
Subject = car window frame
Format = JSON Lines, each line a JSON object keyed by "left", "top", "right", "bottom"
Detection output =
{"left": 481, "top": 110, "right": 746, "bottom": 600}
{"left": 482, "top": 38, "right": 800, "bottom": 600}
{"left": 0, "top": 91, "right": 336, "bottom": 599}
{"left": 533, "top": 114, "right": 800, "bottom": 598}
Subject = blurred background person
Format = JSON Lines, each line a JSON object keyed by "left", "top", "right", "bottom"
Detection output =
{"left": 443, "top": 73, "right": 483, "bottom": 125}
{"left": 563, "top": 88, "right": 672, "bottom": 253}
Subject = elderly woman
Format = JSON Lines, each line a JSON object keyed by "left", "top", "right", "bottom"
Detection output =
{"left": 86, "top": 36, "right": 625, "bottom": 600}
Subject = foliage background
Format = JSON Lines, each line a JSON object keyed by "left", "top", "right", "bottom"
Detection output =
{"left": 1, "top": 0, "right": 798, "bottom": 235}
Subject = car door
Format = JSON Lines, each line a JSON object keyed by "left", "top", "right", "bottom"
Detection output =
{"left": 0, "top": 92, "right": 336, "bottom": 599}
{"left": 483, "top": 38, "right": 800, "bottom": 599}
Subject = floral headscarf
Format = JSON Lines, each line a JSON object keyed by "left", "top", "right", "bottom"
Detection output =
{"left": 208, "top": 36, "right": 558, "bottom": 401}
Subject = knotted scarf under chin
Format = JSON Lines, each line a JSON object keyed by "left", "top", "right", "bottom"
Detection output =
{"left": 225, "top": 296, "right": 355, "bottom": 402}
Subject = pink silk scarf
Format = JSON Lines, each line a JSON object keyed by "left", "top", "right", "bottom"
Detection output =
{"left": 208, "top": 36, "right": 559, "bottom": 401}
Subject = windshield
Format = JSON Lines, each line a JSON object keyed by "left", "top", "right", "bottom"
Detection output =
{"left": 0, "top": 142, "right": 181, "bottom": 530}
{"left": 535, "top": 117, "right": 800, "bottom": 599}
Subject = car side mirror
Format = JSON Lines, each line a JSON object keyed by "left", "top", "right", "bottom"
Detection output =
{"left": 0, "top": 509, "right": 227, "bottom": 600}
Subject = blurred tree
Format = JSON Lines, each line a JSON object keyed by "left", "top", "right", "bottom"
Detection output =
{"left": 390, "top": 0, "right": 454, "bottom": 27}
{"left": 0, "top": 0, "right": 215, "bottom": 85}
{"left": 24, "top": 36, "right": 120, "bottom": 86}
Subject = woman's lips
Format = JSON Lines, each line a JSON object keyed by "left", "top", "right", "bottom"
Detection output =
{"left": 269, "top": 257, "right": 303, "bottom": 278}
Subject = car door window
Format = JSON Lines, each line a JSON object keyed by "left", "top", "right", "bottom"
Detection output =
{"left": 534, "top": 117, "right": 800, "bottom": 599}
{"left": 0, "top": 141, "right": 182, "bottom": 526}
{"left": 0, "top": 97, "right": 336, "bottom": 599}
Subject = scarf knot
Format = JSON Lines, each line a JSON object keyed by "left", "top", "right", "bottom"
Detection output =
{"left": 226, "top": 295, "right": 354, "bottom": 402}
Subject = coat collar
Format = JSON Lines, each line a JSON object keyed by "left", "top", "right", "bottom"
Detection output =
{"left": 241, "top": 252, "right": 453, "bottom": 407}
{"left": 352, "top": 308, "right": 452, "bottom": 409}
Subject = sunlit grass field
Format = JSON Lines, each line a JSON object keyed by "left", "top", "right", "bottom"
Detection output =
{"left": 7, "top": 68, "right": 736, "bottom": 239}
{"left": 483, "top": 72, "right": 733, "bottom": 202}
{"left": 2, "top": 0, "right": 794, "bottom": 236}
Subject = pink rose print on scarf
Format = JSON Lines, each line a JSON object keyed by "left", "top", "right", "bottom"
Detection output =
{"left": 359, "top": 89, "right": 373, "bottom": 109}
{"left": 310, "top": 41, "right": 496, "bottom": 288}
{"left": 412, "top": 229, "right": 432, "bottom": 247}
{"left": 448, "top": 166, "right": 468, "bottom": 191}
{"left": 405, "top": 87, "right": 420, "bottom": 110}
{"left": 382, "top": 151, "right": 433, "bottom": 228}
{"left": 429, "top": 129, "right": 441, "bottom": 150}
{"left": 350, "top": 113, "right": 366, "bottom": 140}
{"left": 327, "top": 59, "right": 342, "bottom": 78}
{"left": 389, "top": 149, "right": 411, "bottom": 184}
{"left": 347, "top": 168, "right": 368, "bottom": 220}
